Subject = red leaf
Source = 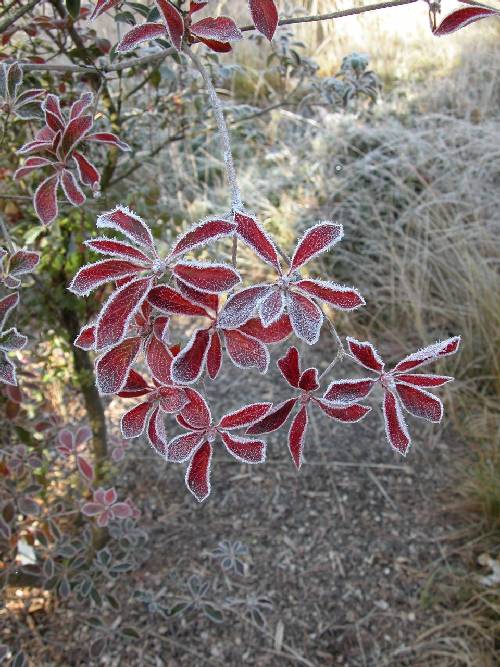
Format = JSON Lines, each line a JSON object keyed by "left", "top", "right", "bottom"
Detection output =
{"left": 167, "top": 431, "right": 204, "bottom": 462}
{"left": 206, "top": 330, "right": 222, "bottom": 380}
{"left": 146, "top": 404, "right": 167, "bottom": 455}
{"left": 59, "top": 115, "right": 93, "bottom": 159}
{"left": 287, "top": 291, "right": 323, "bottom": 345}
{"left": 392, "top": 336, "right": 460, "bottom": 373}
{"left": 346, "top": 337, "right": 385, "bottom": 373}
{"left": 117, "top": 22, "right": 167, "bottom": 52}
{"left": 177, "top": 282, "right": 219, "bottom": 312}
{"left": 34, "top": 174, "right": 59, "bottom": 226}
{"left": 156, "top": 0, "right": 185, "bottom": 51}
{"left": 197, "top": 37, "right": 233, "bottom": 53}
{"left": 69, "top": 93, "right": 94, "bottom": 120}
{"left": 288, "top": 405, "right": 308, "bottom": 469}
{"left": 95, "top": 337, "right": 141, "bottom": 395}
{"left": 146, "top": 335, "right": 174, "bottom": 385}
{"left": 223, "top": 328, "right": 269, "bottom": 373}
{"left": 74, "top": 323, "right": 96, "bottom": 350}
{"left": 295, "top": 279, "right": 364, "bottom": 311}
{"left": 190, "top": 16, "right": 243, "bottom": 42}
{"left": 0, "top": 292, "right": 18, "bottom": 329}
{"left": 382, "top": 390, "right": 410, "bottom": 455}
{"left": 246, "top": 398, "right": 297, "bottom": 435}
{"left": 69, "top": 259, "right": 143, "bottom": 296}
{"left": 95, "top": 276, "right": 153, "bottom": 350}
{"left": 147, "top": 285, "right": 209, "bottom": 317}
{"left": 315, "top": 399, "right": 371, "bottom": 423}
{"left": 117, "top": 369, "right": 150, "bottom": 397}
{"left": 84, "top": 133, "right": 130, "bottom": 151}
{"left": 0, "top": 354, "right": 17, "bottom": 386}
{"left": 395, "top": 382, "right": 443, "bottom": 423}
{"left": 77, "top": 455, "right": 95, "bottom": 483}
{"left": 190, "top": 1, "right": 208, "bottom": 14}
{"left": 221, "top": 432, "right": 266, "bottom": 463}
{"left": 180, "top": 388, "right": 211, "bottom": 429}
{"left": 218, "top": 402, "right": 272, "bottom": 430}
{"left": 290, "top": 222, "right": 343, "bottom": 273}
{"left": 121, "top": 401, "right": 151, "bottom": 439}
{"left": 42, "top": 94, "right": 64, "bottom": 131}
{"left": 173, "top": 261, "right": 241, "bottom": 293}
{"left": 97, "top": 206, "right": 155, "bottom": 252}
{"left": 171, "top": 329, "right": 211, "bottom": 384}
{"left": 249, "top": 0, "right": 278, "bottom": 40}
{"left": 259, "top": 288, "right": 284, "bottom": 326}
{"left": 298, "top": 368, "right": 319, "bottom": 391}
{"left": 168, "top": 218, "right": 235, "bottom": 259}
{"left": 239, "top": 314, "right": 292, "bottom": 343}
{"left": 158, "top": 386, "right": 187, "bottom": 413}
{"left": 277, "top": 347, "right": 301, "bottom": 388}
{"left": 85, "top": 237, "right": 152, "bottom": 265}
{"left": 234, "top": 211, "right": 281, "bottom": 271}
{"left": 186, "top": 441, "right": 212, "bottom": 502}
{"left": 14, "top": 156, "right": 52, "bottom": 179}
{"left": 218, "top": 285, "right": 270, "bottom": 329}
{"left": 394, "top": 373, "right": 453, "bottom": 387}
{"left": 89, "top": 0, "right": 120, "bottom": 20}
{"left": 323, "top": 378, "right": 376, "bottom": 404}
{"left": 73, "top": 151, "right": 100, "bottom": 189}
{"left": 8, "top": 250, "right": 40, "bottom": 277}
{"left": 60, "top": 169, "right": 85, "bottom": 206}
{"left": 434, "top": 7, "right": 499, "bottom": 36}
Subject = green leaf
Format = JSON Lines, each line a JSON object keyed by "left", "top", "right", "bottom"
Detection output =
{"left": 66, "top": 0, "right": 81, "bottom": 19}
{"left": 115, "top": 11, "right": 136, "bottom": 25}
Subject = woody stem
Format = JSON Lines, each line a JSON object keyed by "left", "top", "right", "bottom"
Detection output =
{"left": 184, "top": 46, "right": 243, "bottom": 212}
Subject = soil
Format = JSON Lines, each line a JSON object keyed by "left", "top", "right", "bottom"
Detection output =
{"left": 101, "top": 336, "right": 459, "bottom": 667}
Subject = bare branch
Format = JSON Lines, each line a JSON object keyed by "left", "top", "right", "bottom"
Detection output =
{"left": 0, "top": 0, "right": 40, "bottom": 35}
{"left": 240, "top": 0, "right": 420, "bottom": 31}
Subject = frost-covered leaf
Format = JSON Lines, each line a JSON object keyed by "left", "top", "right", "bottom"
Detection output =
{"left": 224, "top": 328, "right": 269, "bottom": 373}
{"left": 191, "top": 17, "right": 243, "bottom": 42}
{"left": 60, "top": 169, "right": 85, "bottom": 206}
{"left": 117, "top": 22, "right": 167, "bottom": 52}
{"left": 34, "top": 174, "right": 59, "bottom": 226}
{"left": 168, "top": 218, "right": 235, "bottom": 259}
{"left": 95, "top": 337, "right": 141, "bottom": 395}
{"left": 218, "top": 285, "right": 270, "bottom": 329}
{"left": 234, "top": 211, "right": 281, "bottom": 270}
{"left": 346, "top": 337, "right": 385, "bottom": 373}
{"left": 219, "top": 402, "right": 271, "bottom": 430}
{"left": 246, "top": 398, "right": 297, "bottom": 435}
{"left": 221, "top": 432, "right": 266, "bottom": 463}
{"left": 249, "top": 0, "right": 278, "bottom": 40}
{"left": 395, "top": 382, "right": 443, "bottom": 423}
{"left": 277, "top": 347, "right": 300, "bottom": 388}
{"left": 185, "top": 441, "right": 212, "bottom": 502}
{"left": 259, "top": 288, "right": 284, "bottom": 326}
{"left": 156, "top": 0, "right": 184, "bottom": 50}
{"left": 287, "top": 291, "right": 323, "bottom": 345}
{"left": 295, "top": 279, "right": 364, "bottom": 311}
{"left": 323, "top": 378, "right": 376, "bottom": 404}
{"left": 288, "top": 405, "right": 307, "bottom": 469}
{"left": 173, "top": 261, "right": 240, "bottom": 293}
{"left": 121, "top": 401, "right": 150, "bottom": 439}
{"left": 289, "top": 222, "right": 343, "bottom": 273}
{"left": 171, "top": 329, "right": 211, "bottom": 384}
{"left": 69, "top": 259, "right": 143, "bottom": 296}
{"left": 434, "top": 6, "right": 499, "bottom": 36}
{"left": 96, "top": 206, "right": 155, "bottom": 252}
{"left": 383, "top": 390, "right": 410, "bottom": 455}
{"left": 95, "top": 276, "right": 153, "bottom": 350}
{"left": 392, "top": 336, "right": 460, "bottom": 373}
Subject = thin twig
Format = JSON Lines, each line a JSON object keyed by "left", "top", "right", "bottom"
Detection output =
{"left": 240, "top": 0, "right": 420, "bottom": 31}
{"left": 184, "top": 46, "right": 243, "bottom": 211}
{"left": 0, "top": 0, "right": 40, "bottom": 34}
